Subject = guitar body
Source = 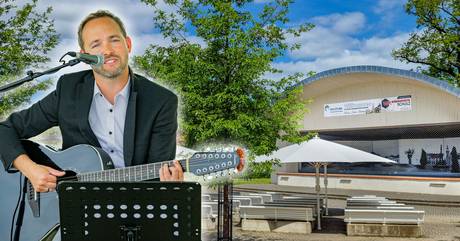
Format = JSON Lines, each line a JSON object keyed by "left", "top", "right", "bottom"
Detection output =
{"left": 0, "top": 140, "right": 112, "bottom": 241}
{"left": 0, "top": 140, "right": 245, "bottom": 241}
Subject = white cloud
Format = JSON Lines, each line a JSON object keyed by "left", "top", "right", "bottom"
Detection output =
{"left": 361, "top": 33, "right": 411, "bottom": 58}
{"left": 288, "top": 12, "right": 365, "bottom": 59}
{"left": 312, "top": 12, "right": 366, "bottom": 34}
{"left": 268, "top": 53, "right": 420, "bottom": 82}
{"left": 277, "top": 11, "right": 420, "bottom": 78}
{"left": 35, "top": 0, "right": 172, "bottom": 38}
{"left": 29, "top": 0, "right": 203, "bottom": 68}
{"left": 373, "top": 0, "right": 406, "bottom": 14}
{"left": 289, "top": 26, "right": 360, "bottom": 59}
{"left": 372, "top": 0, "right": 407, "bottom": 29}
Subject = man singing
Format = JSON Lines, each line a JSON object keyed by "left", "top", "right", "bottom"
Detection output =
{"left": 0, "top": 10, "right": 184, "bottom": 193}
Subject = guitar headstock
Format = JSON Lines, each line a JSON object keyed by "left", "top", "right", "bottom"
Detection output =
{"left": 187, "top": 148, "right": 245, "bottom": 177}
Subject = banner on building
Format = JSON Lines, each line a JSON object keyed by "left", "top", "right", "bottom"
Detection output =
{"left": 324, "top": 95, "right": 412, "bottom": 117}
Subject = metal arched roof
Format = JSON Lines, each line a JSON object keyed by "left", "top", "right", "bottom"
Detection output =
{"left": 300, "top": 65, "right": 460, "bottom": 98}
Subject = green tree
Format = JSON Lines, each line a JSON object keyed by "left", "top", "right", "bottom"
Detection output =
{"left": 451, "top": 146, "right": 459, "bottom": 173}
{"left": 419, "top": 149, "right": 428, "bottom": 169}
{"left": 392, "top": 0, "right": 460, "bottom": 86}
{"left": 136, "top": 0, "right": 315, "bottom": 155}
{"left": 0, "top": 0, "right": 59, "bottom": 117}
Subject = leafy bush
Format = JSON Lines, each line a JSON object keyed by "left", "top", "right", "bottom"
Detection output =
{"left": 244, "top": 159, "right": 281, "bottom": 179}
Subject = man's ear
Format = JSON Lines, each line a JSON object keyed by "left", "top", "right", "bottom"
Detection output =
{"left": 80, "top": 49, "right": 85, "bottom": 54}
{"left": 125, "top": 36, "right": 132, "bottom": 53}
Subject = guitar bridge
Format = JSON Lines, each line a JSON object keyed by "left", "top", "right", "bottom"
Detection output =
{"left": 27, "top": 180, "right": 40, "bottom": 217}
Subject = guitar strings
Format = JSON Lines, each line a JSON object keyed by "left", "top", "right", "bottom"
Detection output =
{"left": 37, "top": 155, "right": 240, "bottom": 180}
{"left": 31, "top": 153, "right": 244, "bottom": 200}
{"left": 76, "top": 155, "right": 242, "bottom": 180}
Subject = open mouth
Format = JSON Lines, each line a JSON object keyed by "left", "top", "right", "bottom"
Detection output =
{"left": 104, "top": 57, "right": 118, "bottom": 64}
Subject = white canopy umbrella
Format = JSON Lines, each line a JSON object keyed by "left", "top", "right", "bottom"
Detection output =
{"left": 256, "top": 136, "right": 395, "bottom": 230}
{"left": 254, "top": 143, "right": 300, "bottom": 163}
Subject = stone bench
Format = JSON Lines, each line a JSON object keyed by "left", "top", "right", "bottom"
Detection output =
{"left": 240, "top": 205, "right": 314, "bottom": 234}
{"left": 233, "top": 195, "right": 264, "bottom": 205}
{"left": 344, "top": 209, "right": 425, "bottom": 225}
{"left": 240, "top": 205, "right": 315, "bottom": 221}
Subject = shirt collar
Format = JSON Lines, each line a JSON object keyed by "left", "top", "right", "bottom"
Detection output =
{"left": 93, "top": 77, "right": 131, "bottom": 100}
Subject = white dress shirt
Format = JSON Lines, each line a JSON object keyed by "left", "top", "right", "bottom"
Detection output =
{"left": 88, "top": 78, "right": 130, "bottom": 168}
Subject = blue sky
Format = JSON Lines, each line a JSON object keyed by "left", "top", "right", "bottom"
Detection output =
{"left": 24, "top": 0, "right": 420, "bottom": 83}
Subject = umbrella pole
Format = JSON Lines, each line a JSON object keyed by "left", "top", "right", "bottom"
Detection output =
{"left": 315, "top": 163, "right": 321, "bottom": 230}
{"left": 324, "top": 163, "right": 328, "bottom": 216}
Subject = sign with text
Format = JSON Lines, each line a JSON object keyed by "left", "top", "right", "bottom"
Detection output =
{"left": 324, "top": 95, "right": 412, "bottom": 117}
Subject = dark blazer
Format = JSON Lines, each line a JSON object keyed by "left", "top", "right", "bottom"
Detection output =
{"left": 0, "top": 69, "right": 178, "bottom": 172}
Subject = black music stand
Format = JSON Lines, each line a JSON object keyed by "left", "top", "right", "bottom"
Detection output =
{"left": 57, "top": 181, "right": 201, "bottom": 241}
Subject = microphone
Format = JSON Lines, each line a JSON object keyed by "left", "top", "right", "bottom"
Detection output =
{"left": 68, "top": 52, "right": 104, "bottom": 66}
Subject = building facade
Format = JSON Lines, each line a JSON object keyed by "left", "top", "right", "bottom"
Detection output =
{"left": 300, "top": 65, "right": 460, "bottom": 168}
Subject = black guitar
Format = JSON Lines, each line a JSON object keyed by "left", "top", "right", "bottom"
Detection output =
{"left": 0, "top": 140, "right": 244, "bottom": 241}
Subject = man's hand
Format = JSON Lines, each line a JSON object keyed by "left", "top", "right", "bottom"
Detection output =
{"left": 13, "top": 154, "right": 65, "bottom": 192}
{"left": 159, "top": 160, "right": 184, "bottom": 181}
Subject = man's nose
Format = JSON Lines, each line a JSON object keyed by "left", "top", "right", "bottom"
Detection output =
{"left": 101, "top": 41, "right": 114, "bottom": 55}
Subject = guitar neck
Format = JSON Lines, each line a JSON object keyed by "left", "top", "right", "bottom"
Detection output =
{"left": 77, "top": 159, "right": 186, "bottom": 182}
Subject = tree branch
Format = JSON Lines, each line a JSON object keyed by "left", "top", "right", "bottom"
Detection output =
{"left": 402, "top": 56, "right": 457, "bottom": 76}
{"left": 440, "top": 2, "right": 460, "bottom": 26}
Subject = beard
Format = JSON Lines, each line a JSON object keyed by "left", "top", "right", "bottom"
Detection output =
{"left": 92, "top": 54, "right": 128, "bottom": 79}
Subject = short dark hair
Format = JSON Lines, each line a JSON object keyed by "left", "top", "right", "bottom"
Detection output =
{"left": 78, "top": 10, "right": 127, "bottom": 49}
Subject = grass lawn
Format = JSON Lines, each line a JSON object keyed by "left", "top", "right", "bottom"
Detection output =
{"left": 234, "top": 178, "right": 271, "bottom": 185}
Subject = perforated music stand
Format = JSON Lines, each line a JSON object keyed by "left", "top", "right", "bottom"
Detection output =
{"left": 57, "top": 181, "right": 201, "bottom": 241}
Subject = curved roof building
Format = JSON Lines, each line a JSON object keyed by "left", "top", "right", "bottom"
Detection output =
{"left": 300, "top": 65, "right": 460, "bottom": 141}
{"left": 276, "top": 66, "right": 460, "bottom": 195}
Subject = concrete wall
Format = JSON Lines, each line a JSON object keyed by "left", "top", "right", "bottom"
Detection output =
{"left": 272, "top": 163, "right": 298, "bottom": 184}
{"left": 276, "top": 174, "right": 460, "bottom": 196}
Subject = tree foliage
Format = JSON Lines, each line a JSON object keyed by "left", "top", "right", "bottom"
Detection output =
{"left": 0, "top": 0, "right": 59, "bottom": 117}
{"left": 136, "top": 0, "right": 315, "bottom": 155}
{"left": 419, "top": 149, "right": 428, "bottom": 169}
{"left": 451, "top": 146, "right": 459, "bottom": 173}
{"left": 244, "top": 159, "right": 281, "bottom": 179}
{"left": 392, "top": 0, "right": 460, "bottom": 86}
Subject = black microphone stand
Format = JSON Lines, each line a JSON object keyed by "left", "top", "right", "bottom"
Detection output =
{"left": 13, "top": 176, "right": 27, "bottom": 241}
{"left": 0, "top": 57, "right": 81, "bottom": 93}
{"left": 0, "top": 53, "right": 82, "bottom": 241}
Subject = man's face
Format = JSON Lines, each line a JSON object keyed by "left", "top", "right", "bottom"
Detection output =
{"left": 81, "top": 17, "right": 132, "bottom": 79}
